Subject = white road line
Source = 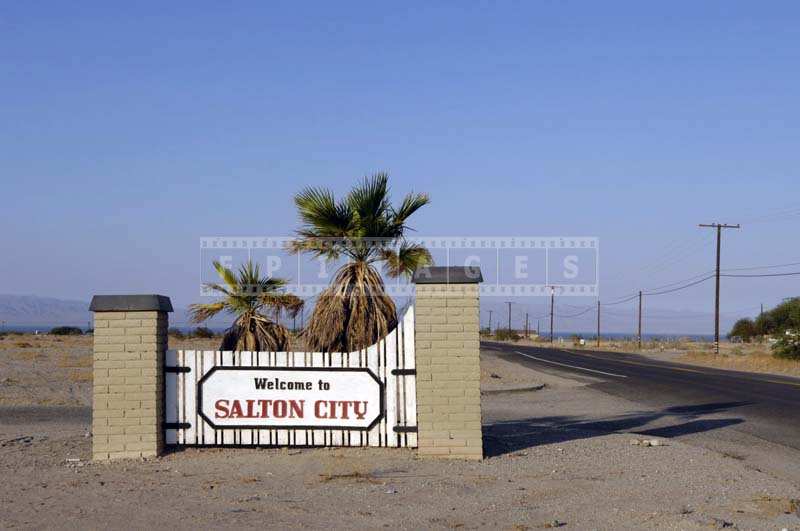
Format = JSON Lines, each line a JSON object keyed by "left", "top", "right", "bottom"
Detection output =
{"left": 513, "top": 350, "right": 628, "bottom": 379}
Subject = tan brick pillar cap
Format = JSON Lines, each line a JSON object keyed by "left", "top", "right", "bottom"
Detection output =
{"left": 411, "top": 266, "right": 483, "bottom": 284}
{"left": 89, "top": 294, "right": 173, "bottom": 313}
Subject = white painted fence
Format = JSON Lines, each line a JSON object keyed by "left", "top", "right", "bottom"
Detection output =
{"left": 165, "top": 306, "right": 417, "bottom": 448}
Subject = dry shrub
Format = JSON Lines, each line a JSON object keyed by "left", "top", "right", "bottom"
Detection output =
{"left": 681, "top": 348, "right": 800, "bottom": 377}
{"left": 68, "top": 369, "right": 92, "bottom": 382}
{"left": 15, "top": 341, "right": 33, "bottom": 348}
{"left": 9, "top": 351, "right": 44, "bottom": 362}
{"left": 56, "top": 352, "right": 92, "bottom": 368}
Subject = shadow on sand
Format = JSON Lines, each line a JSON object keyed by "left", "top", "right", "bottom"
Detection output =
{"left": 483, "top": 401, "right": 750, "bottom": 458}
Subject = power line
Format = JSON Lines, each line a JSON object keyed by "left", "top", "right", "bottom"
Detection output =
{"left": 741, "top": 204, "right": 800, "bottom": 224}
{"left": 723, "top": 260, "right": 800, "bottom": 272}
{"left": 554, "top": 307, "right": 594, "bottom": 318}
{"left": 643, "top": 270, "right": 715, "bottom": 292}
{"left": 602, "top": 294, "right": 640, "bottom": 306}
{"left": 601, "top": 263, "right": 800, "bottom": 305}
{"left": 643, "top": 274, "right": 715, "bottom": 296}
{"left": 722, "top": 271, "right": 800, "bottom": 278}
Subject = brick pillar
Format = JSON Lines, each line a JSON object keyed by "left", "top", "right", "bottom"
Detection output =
{"left": 412, "top": 266, "right": 483, "bottom": 460}
{"left": 89, "top": 295, "right": 172, "bottom": 460}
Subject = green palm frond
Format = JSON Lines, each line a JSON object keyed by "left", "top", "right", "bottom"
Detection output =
{"left": 213, "top": 261, "right": 239, "bottom": 292}
{"left": 294, "top": 186, "right": 354, "bottom": 236}
{"left": 191, "top": 260, "right": 304, "bottom": 351}
{"left": 346, "top": 173, "right": 391, "bottom": 236}
{"left": 188, "top": 301, "right": 227, "bottom": 323}
{"left": 393, "top": 191, "right": 430, "bottom": 229}
{"left": 380, "top": 242, "right": 433, "bottom": 278}
{"left": 201, "top": 283, "right": 232, "bottom": 297}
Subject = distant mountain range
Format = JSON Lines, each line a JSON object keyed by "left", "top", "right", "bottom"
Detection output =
{"left": 0, "top": 295, "right": 92, "bottom": 326}
{"left": 0, "top": 294, "right": 228, "bottom": 328}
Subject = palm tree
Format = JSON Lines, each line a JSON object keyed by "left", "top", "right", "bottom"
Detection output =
{"left": 188, "top": 260, "right": 303, "bottom": 351}
{"left": 291, "top": 173, "right": 432, "bottom": 352}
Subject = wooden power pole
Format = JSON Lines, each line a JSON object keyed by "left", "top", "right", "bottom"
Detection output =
{"left": 506, "top": 301, "right": 512, "bottom": 332}
{"left": 596, "top": 300, "right": 601, "bottom": 348}
{"left": 549, "top": 287, "right": 555, "bottom": 343}
{"left": 638, "top": 290, "right": 643, "bottom": 350}
{"left": 699, "top": 223, "right": 741, "bottom": 353}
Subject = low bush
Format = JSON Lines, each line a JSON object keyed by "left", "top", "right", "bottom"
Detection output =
{"left": 729, "top": 318, "right": 757, "bottom": 343}
{"left": 772, "top": 334, "right": 800, "bottom": 360}
{"left": 191, "top": 326, "right": 215, "bottom": 339}
{"left": 50, "top": 326, "right": 83, "bottom": 336}
{"left": 168, "top": 328, "right": 186, "bottom": 339}
{"left": 495, "top": 328, "right": 521, "bottom": 342}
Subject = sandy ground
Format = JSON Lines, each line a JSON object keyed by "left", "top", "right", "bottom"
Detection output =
{"left": 0, "top": 333, "right": 219, "bottom": 407}
{"left": 2, "top": 335, "right": 800, "bottom": 529}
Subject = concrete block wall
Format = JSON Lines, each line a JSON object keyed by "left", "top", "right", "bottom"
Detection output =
{"left": 413, "top": 267, "right": 483, "bottom": 460}
{"left": 90, "top": 295, "right": 172, "bottom": 460}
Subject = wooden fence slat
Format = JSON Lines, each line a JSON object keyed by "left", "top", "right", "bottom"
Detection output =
{"left": 402, "top": 306, "right": 418, "bottom": 447}
{"left": 182, "top": 351, "right": 197, "bottom": 444}
{"left": 165, "top": 349, "right": 178, "bottom": 445}
{"left": 384, "top": 328, "right": 398, "bottom": 448}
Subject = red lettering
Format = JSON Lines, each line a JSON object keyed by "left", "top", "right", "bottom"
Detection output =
{"left": 260, "top": 399, "right": 272, "bottom": 418}
{"left": 314, "top": 400, "right": 327, "bottom": 418}
{"left": 273, "top": 400, "right": 287, "bottom": 418}
{"left": 229, "top": 400, "right": 243, "bottom": 418}
{"left": 215, "top": 399, "right": 229, "bottom": 419}
{"left": 289, "top": 400, "right": 304, "bottom": 418}
{"left": 246, "top": 399, "right": 255, "bottom": 417}
{"left": 339, "top": 401, "right": 350, "bottom": 419}
{"left": 353, "top": 401, "right": 367, "bottom": 420}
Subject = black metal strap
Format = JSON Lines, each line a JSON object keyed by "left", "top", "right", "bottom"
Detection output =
{"left": 391, "top": 369, "right": 416, "bottom": 376}
{"left": 164, "top": 422, "right": 191, "bottom": 429}
{"left": 393, "top": 426, "right": 418, "bottom": 433}
{"left": 164, "top": 366, "right": 191, "bottom": 373}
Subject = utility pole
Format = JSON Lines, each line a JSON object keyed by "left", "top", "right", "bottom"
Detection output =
{"left": 699, "top": 223, "right": 741, "bottom": 353}
{"left": 596, "top": 300, "right": 601, "bottom": 348}
{"left": 525, "top": 312, "right": 529, "bottom": 339}
{"left": 506, "top": 301, "right": 512, "bottom": 332}
{"left": 537, "top": 319, "right": 540, "bottom": 336}
{"left": 488, "top": 310, "right": 493, "bottom": 333}
{"left": 549, "top": 287, "right": 555, "bottom": 343}
{"left": 638, "top": 290, "right": 643, "bottom": 350}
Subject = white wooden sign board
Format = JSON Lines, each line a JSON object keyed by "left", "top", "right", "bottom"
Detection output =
{"left": 165, "top": 306, "right": 417, "bottom": 448}
{"left": 199, "top": 367, "right": 383, "bottom": 430}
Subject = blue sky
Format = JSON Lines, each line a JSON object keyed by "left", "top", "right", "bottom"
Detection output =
{"left": 2, "top": 2, "right": 799, "bottom": 332}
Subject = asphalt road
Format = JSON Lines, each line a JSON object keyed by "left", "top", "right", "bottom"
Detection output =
{"left": 483, "top": 340, "right": 800, "bottom": 453}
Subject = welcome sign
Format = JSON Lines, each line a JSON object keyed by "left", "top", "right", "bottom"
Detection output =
{"left": 198, "top": 367, "right": 384, "bottom": 430}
